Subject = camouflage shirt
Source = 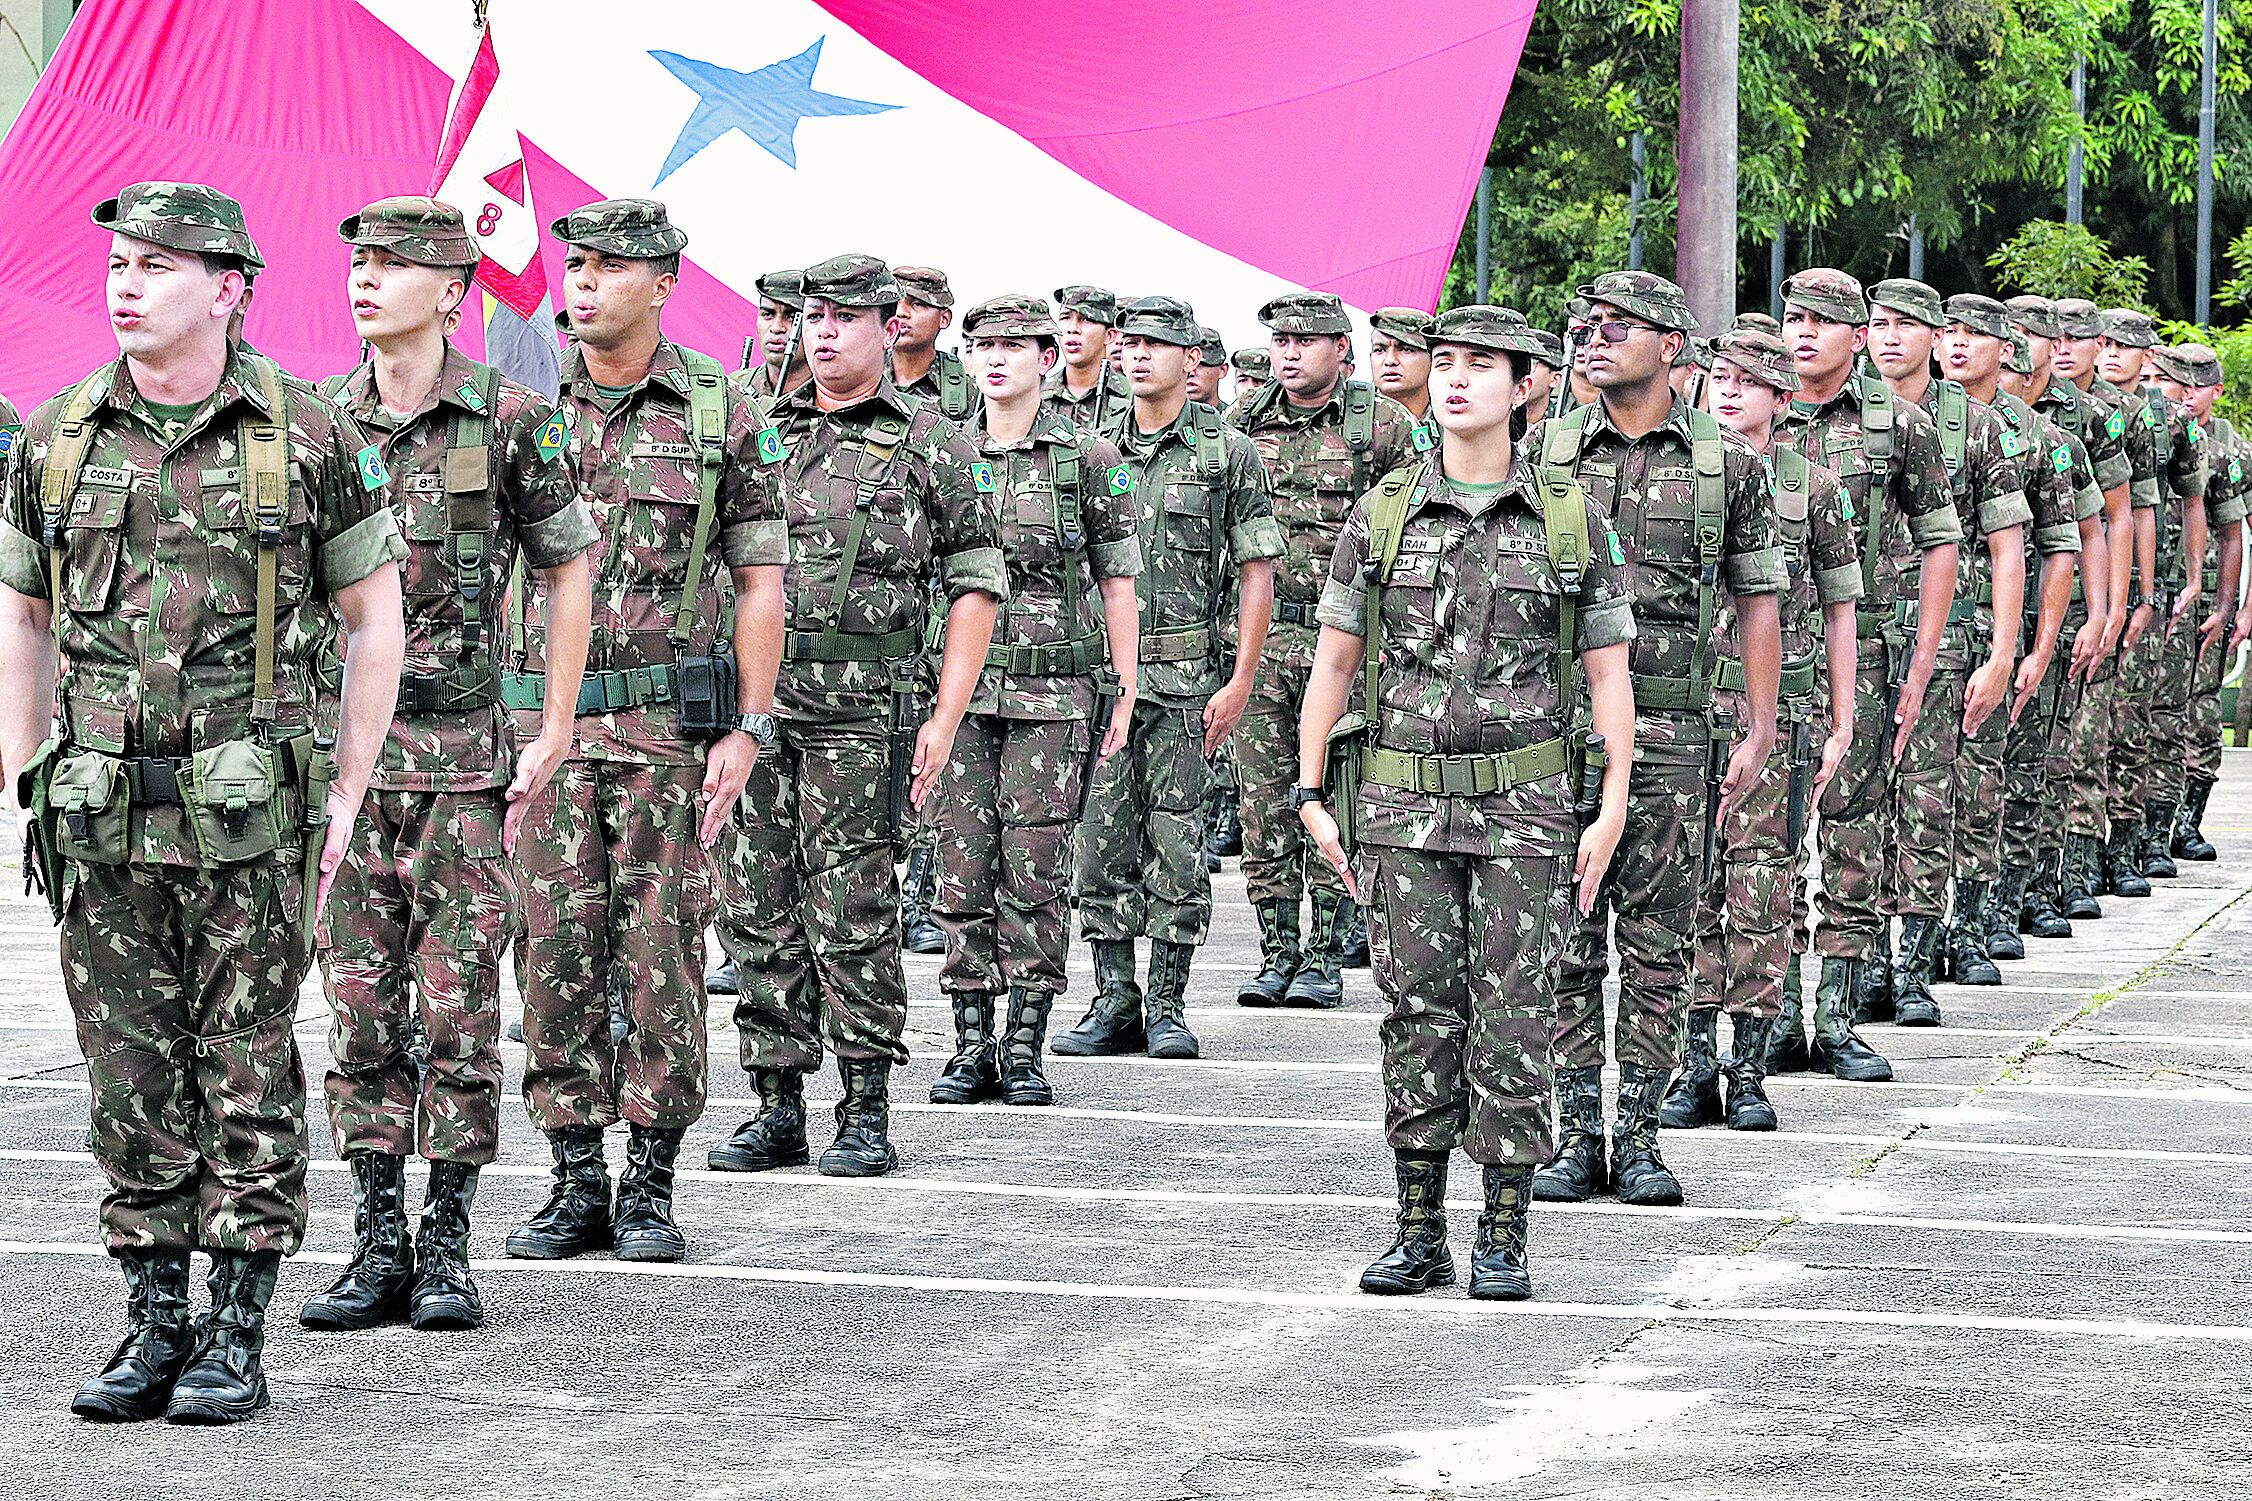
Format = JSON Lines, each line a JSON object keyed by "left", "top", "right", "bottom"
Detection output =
{"left": 1989, "top": 392, "right": 2092, "bottom": 579}
{"left": 1902, "top": 384, "right": 2032, "bottom": 624}
{"left": 327, "top": 346, "right": 597, "bottom": 793}
{"left": 1317, "top": 454, "right": 1635, "bottom": 858}
{"left": 2039, "top": 380, "right": 2131, "bottom": 505}
{"left": 1041, "top": 365, "right": 1132, "bottom": 436}
{"left": 2206, "top": 416, "right": 2250, "bottom": 530}
{"left": 769, "top": 376, "right": 1007, "bottom": 722}
{"left": 0, "top": 348, "right": 406, "bottom": 866}
{"left": 898, "top": 348, "right": 982, "bottom": 426}
{"left": 965, "top": 411, "right": 1139, "bottom": 722}
{"left": 1112, "top": 400, "right": 1285, "bottom": 707}
{"left": 2145, "top": 390, "right": 2211, "bottom": 592}
{"left": 1714, "top": 449, "right": 1860, "bottom": 694}
{"left": 510, "top": 340, "right": 789, "bottom": 767}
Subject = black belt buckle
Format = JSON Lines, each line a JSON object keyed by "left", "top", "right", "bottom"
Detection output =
{"left": 128, "top": 756, "right": 183, "bottom": 806}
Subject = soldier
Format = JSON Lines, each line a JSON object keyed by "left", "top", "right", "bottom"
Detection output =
{"left": 1864, "top": 279, "right": 2029, "bottom": 1015}
{"left": 1534, "top": 270, "right": 1785, "bottom": 1209}
{"left": 1297, "top": 304, "right": 1635, "bottom": 1298}
{"left": 1231, "top": 346, "right": 1273, "bottom": 394}
{"left": 1187, "top": 326, "right": 1230, "bottom": 407}
{"left": 738, "top": 268, "right": 808, "bottom": 401}
{"left": 0, "top": 183, "right": 408, "bottom": 1423}
{"left": 1773, "top": 269, "right": 1959, "bottom": 1078}
{"left": 1666, "top": 328, "right": 1859, "bottom": 1130}
{"left": 302, "top": 198, "right": 597, "bottom": 1335}
{"left": 1517, "top": 328, "right": 1565, "bottom": 426}
{"left": 1048, "top": 284, "right": 1132, "bottom": 433}
{"left": 893, "top": 265, "right": 978, "bottom": 424}
{"left": 924, "top": 295, "right": 1140, "bottom": 1107}
{"left": 1369, "top": 307, "right": 1435, "bottom": 427}
{"left": 710, "top": 254, "right": 1004, "bottom": 1178}
{"left": 1226, "top": 293, "right": 1417, "bottom": 1012}
{"left": 1059, "top": 295, "right": 1283, "bottom": 1059}
{"left": 506, "top": 199, "right": 785, "bottom": 1263}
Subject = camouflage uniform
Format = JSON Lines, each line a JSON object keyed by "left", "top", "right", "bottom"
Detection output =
{"left": 2177, "top": 345, "right": 2248, "bottom": 835}
{"left": 319, "top": 208, "right": 596, "bottom": 1170}
{"left": 1044, "top": 284, "right": 1133, "bottom": 435}
{"left": 1231, "top": 346, "right": 1273, "bottom": 395}
{"left": 1226, "top": 293, "right": 1417, "bottom": 1006}
{"left": 735, "top": 268, "right": 806, "bottom": 404}
{"left": 0, "top": 186, "right": 404, "bottom": 1263}
{"left": 893, "top": 265, "right": 980, "bottom": 426}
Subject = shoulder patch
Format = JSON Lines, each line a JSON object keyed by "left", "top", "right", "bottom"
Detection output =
{"left": 354, "top": 443, "right": 389, "bottom": 492}
{"left": 970, "top": 460, "right": 997, "bottom": 494}
{"left": 457, "top": 377, "right": 488, "bottom": 413}
{"left": 2231, "top": 457, "right": 2244, "bottom": 485}
{"left": 2188, "top": 418, "right": 2205, "bottom": 443}
{"left": 2106, "top": 409, "right": 2126, "bottom": 439}
{"left": 755, "top": 425, "right": 786, "bottom": 464}
{"left": 1999, "top": 429, "right": 2024, "bottom": 459}
{"left": 1606, "top": 527, "right": 1625, "bottom": 566}
{"left": 2052, "top": 444, "right": 2072, "bottom": 474}
{"left": 532, "top": 411, "right": 570, "bottom": 463}
{"left": 1107, "top": 463, "right": 1134, "bottom": 496}
{"left": 1411, "top": 422, "right": 1435, "bottom": 453}
{"left": 1841, "top": 492, "right": 1856, "bottom": 521}
{"left": 0, "top": 424, "right": 17, "bottom": 458}
{"left": 2144, "top": 403, "right": 2163, "bottom": 431}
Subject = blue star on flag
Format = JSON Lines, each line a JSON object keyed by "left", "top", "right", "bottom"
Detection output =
{"left": 650, "top": 39, "right": 898, "bottom": 182}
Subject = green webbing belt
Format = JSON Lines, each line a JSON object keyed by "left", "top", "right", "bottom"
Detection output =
{"left": 1713, "top": 653, "right": 1818, "bottom": 699}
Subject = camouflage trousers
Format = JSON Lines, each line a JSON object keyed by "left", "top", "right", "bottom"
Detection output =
{"left": 319, "top": 789, "right": 515, "bottom": 1165}
{"left": 62, "top": 858, "right": 314, "bottom": 1255}
{"left": 931, "top": 712, "right": 1089, "bottom": 998}
{"left": 517, "top": 758, "right": 714, "bottom": 1132}
{"left": 1235, "top": 625, "right": 1341, "bottom": 907}
{"left": 2107, "top": 629, "right": 2164, "bottom": 814}
{"left": 1076, "top": 699, "right": 1215, "bottom": 946}
{"left": 2188, "top": 633, "right": 2231, "bottom": 785}
{"left": 1693, "top": 706, "right": 1816, "bottom": 1019}
{"left": 2137, "top": 625, "right": 2198, "bottom": 812}
{"left": 725, "top": 714, "right": 911, "bottom": 1072}
{"left": 1555, "top": 740, "right": 1706, "bottom": 1073}
{"left": 2066, "top": 643, "right": 2117, "bottom": 837}
{"left": 2001, "top": 616, "right": 2075, "bottom": 870}
{"left": 1954, "top": 671, "right": 2009, "bottom": 884}
{"left": 1368, "top": 844, "right": 1568, "bottom": 1166}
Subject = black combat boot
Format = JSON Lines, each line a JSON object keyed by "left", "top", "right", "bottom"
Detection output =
{"left": 1659, "top": 1010, "right": 1723, "bottom": 1128}
{"left": 1283, "top": 890, "right": 1345, "bottom": 1008}
{"left": 2142, "top": 801, "right": 2179, "bottom": 878}
{"left": 2023, "top": 849, "right": 2074, "bottom": 937}
{"left": 2175, "top": 777, "right": 2218, "bottom": 860}
{"left": 410, "top": 1161, "right": 483, "bottom": 1331}
{"left": 998, "top": 987, "right": 1056, "bottom": 1106}
{"left": 820, "top": 1059, "right": 900, "bottom": 1177}
{"left": 708, "top": 1068, "right": 809, "bottom": 1171}
{"left": 1944, "top": 882, "right": 2001, "bottom": 986}
{"left": 2061, "top": 833, "right": 2104, "bottom": 919}
{"left": 704, "top": 955, "right": 739, "bottom": 995}
{"left": 1358, "top": 1150, "right": 1454, "bottom": 1295}
{"left": 164, "top": 1250, "right": 281, "bottom": 1425}
{"left": 612, "top": 1125, "right": 688, "bottom": 1261}
{"left": 1337, "top": 898, "right": 1370, "bottom": 969}
{"left": 1209, "top": 789, "right": 1242, "bottom": 857}
{"left": 2105, "top": 818, "right": 2152, "bottom": 896}
{"left": 1236, "top": 900, "right": 1300, "bottom": 1007}
{"left": 1988, "top": 866, "right": 2029, "bottom": 959}
{"left": 1893, "top": 915, "right": 1944, "bottom": 1026}
{"left": 1531, "top": 1066, "right": 1607, "bottom": 1201}
{"left": 1768, "top": 959, "right": 1812, "bottom": 1073}
{"left": 1812, "top": 958, "right": 1894, "bottom": 1081}
{"left": 298, "top": 1151, "right": 413, "bottom": 1330}
{"left": 1050, "top": 939, "right": 1146, "bottom": 1055}
{"left": 504, "top": 1126, "right": 613, "bottom": 1258}
{"left": 900, "top": 843, "right": 944, "bottom": 954}
{"left": 1851, "top": 926, "right": 1895, "bottom": 1024}
{"left": 1468, "top": 1167, "right": 1533, "bottom": 1301}
{"left": 71, "top": 1249, "right": 194, "bottom": 1422}
{"left": 1144, "top": 939, "right": 1203, "bottom": 1058}
{"left": 928, "top": 991, "right": 1001, "bottom": 1105}
{"left": 1611, "top": 1064, "right": 1684, "bottom": 1206}
{"left": 1723, "top": 1015, "right": 1780, "bottom": 1131}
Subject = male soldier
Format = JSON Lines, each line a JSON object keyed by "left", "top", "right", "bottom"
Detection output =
{"left": 1666, "top": 328, "right": 1859, "bottom": 1129}
{"left": 303, "top": 198, "right": 597, "bottom": 1335}
{"left": 506, "top": 200, "right": 785, "bottom": 1263}
{"left": 1935, "top": 296, "right": 2086, "bottom": 976}
{"left": 1231, "top": 346, "right": 1272, "bottom": 394}
{"left": 1226, "top": 294, "right": 1417, "bottom": 1011}
{"left": 1048, "top": 284, "right": 1132, "bottom": 433}
{"left": 1518, "top": 327, "right": 1565, "bottom": 424}
{"left": 1669, "top": 336, "right": 1715, "bottom": 407}
{"left": 1369, "top": 307, "right": 1435, "bottom": 426}
{"left": 1776, "top": 268, "right": 1959, "bottom": 1077}
{"left": 0, "top": 183, "right": 408, "bottom": 1423}
{"left": 710, "top": 255, "right": 1003, "bottom": 1178}
{"left": 1188, "top": 326, "right": 1230, "bottom": 407}
{"left": 1864, "top": 279, "right": 2029, "bottom": 1015}
{"left": 1534, "top": 271, "right": 1785, "bottom": 1207}
{"left": 2155, "top": 343, "right": 2248, "bottom": 858}
{"left": 1059, "top": 296, "right": 1283, "bottom": 1058}
{"left": 893, "top": 265, "right": 978, "bottom": 424}
{"left": 738, "top": 268, "right": 808, "bottom": 401}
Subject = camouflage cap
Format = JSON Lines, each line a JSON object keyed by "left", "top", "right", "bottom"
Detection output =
{"left": 1054, "top": 284, "right": 1120, "bottom": 325}
{"left": 2004, "top": 295, "right": 2062, "bottom": 340}
{"left": 1369, "top": 307, "right": 1434, "bottom": 350}
{"left": 960, "top": 293, "right": 1055, "bottom": 342}
{"left": 1713, "top": 328, "right": 1802, "bottom": 392}
{"left": 803, "top": 253, "right": 901, "bottom": 308}
{"left": 1731, "top": 312, "right": 1783, "bottom": 334}
{"left": 550, "top": 198, "right": 687, "bottom": 258}
{"left": 1428, "top": 304, "right": 1547, "bottom": 359}
{"left": 1195, "top": 326, "right": 1228, "bottom": 366}
{"left": 2054, "top": 297, "right": 2104, "bottom": 339}
{"left": 2099, "top": 308, "right": 2158, "bottom": 348}
{"left": 92, "top": 180, "right": 265, "bottom": 272}
{"left": 1673, "top": 335, "right": 1716, "bottom": 370}
{"left": 1781, "top": 268, "right": 1869, "bottom": 325}
{"left": 1231, "top": 347, "right": 1272, "bottom": 378}
{"left": 1115, "top": 294, "right": 1201, "bottom": 347}
{"left": 2152, "top": 342, "right": 2225, "bottom": 386}
{"left": 337, "top": 196, "right": 478, "bottom": 269}
{"left": 1942, "top": 293, "right": 2013, "bottom": 342}
{"left": 2003, "top": 328, "right": 2033, "bottom": 375}
{"left": 1258, "top": 291, "right": 1352, "bottom": 336}
{"left": 894, "top": 265, "right": 954, "bottom": 309}
{"left": 1566, "top": 296, "right": 1593, "bottom": 322}
{"left": 756, "top": 268, "right": 806, "bottom": 311}
{"left": 1869, "top": 277, "right": 1945, "bottom": 328}
{"left": 1576, "top": 270, "right": 1699, "bottom": 332}
{"left": 1526, "top": 328, "right": 1565, "bottom": 367}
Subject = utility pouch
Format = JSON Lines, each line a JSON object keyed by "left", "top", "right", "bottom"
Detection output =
{"left": 674, "top": 649, "right": 739, "bottom": 743}
{"left": 18, "top": 738, "right": 65, "bottom": 920}
{"left": 1321, "top": 710, "right": 1370, "bottom": 858}
{"left": 186, "top": 739, "right": 284, "bottom": 865}
{"left": 49, "top": 748, "right": 129, "bottom": 865}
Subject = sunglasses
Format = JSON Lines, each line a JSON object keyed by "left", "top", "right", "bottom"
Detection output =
{"left": 1569, "top": 318, "right": 1660, "bottom": 344}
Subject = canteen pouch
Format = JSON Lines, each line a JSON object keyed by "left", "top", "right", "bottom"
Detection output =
{"left": 1321, "top": 709, "right": 1370, "bottom": 858}
{"left": 186, "top": 739, "right": 283, "bottom": 865}
{"left": 18, "top": 738, "right": 66, "bottom": 920}
{"left": 1573, "top": 730, "right": 1608, "bottom": 831}
{"left": 299, "top": 734, "right": 336, "bottom": 943}
{"left": 887, "top": 680, "right": 924, "bottom": 855}
{"left": 48, "top": 747, "right": 129, "bottom": 865}
{"left": 674, "top": 649, "right": 738, "bottom": 743}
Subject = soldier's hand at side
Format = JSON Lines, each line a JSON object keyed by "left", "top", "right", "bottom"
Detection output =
{"left": 1962, "top": 656, "right": 2010, "bottom": 735}
{"left": 2200, "top": 607, "right": 2227, "bottom": 654}
{"left": 910, "top": 717, "right": 958, "bottom": 811}
{"left": 1716, "top": 734, "right": 1766, "bottom": 822}
{"left": 1101, "top": 694, "right": 1133, "bottom": 763}
{"left": 2122, "top": 602, "right": 2154, "bottom": 654}
{"left": 2096, "top": 608, "right": 2126, "bottom": 664}
{"left": 1890, "top": 676, "right": 1927, "bottom": 761}
{"left": 1573, "top": 808, "right": 1624, "bottom": 916}
{"left": 2009, "top": 649, "right": 2048, "bottom": 725}
{"left": 1298, "top": 799, "right": 1360, "bottom": 902}
{"left": 2232, "top": 603, "right": 2252, "bottom": 655}
{"left": 2070, "top": 618, "right": 2105, "bottom": 681}
{"left": 697, "top": 731, "right": 759, "bottom": 849}
{"left": 2172, "top": 584, "right": 2201, "bottom": 637}
{"left": 1202, "top": 677, "right": 1252, "bottom": 755}
{"left": 503, "top": 728, "right": 572, "bottom": 855}
{"left": 314, "top": 790, "right": 357, "bottom": 918}
{"left": 1812, "top": 728, "right": 1850, "bottom": 804}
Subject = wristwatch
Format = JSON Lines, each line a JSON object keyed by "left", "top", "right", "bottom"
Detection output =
{"left": 733, "top": 712, "right": 778, "bottom": 747}
{"left": 1290, "top": 785, "right": 1326, "bottom": 810}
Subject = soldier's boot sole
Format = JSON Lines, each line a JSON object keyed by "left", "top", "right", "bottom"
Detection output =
{"left": 1811, "top": 1039, "right": 1895, "bottom": 1083}
{"left": 611, "top": 1227, "right": 688, "bottom": 1263}
{"left": 1466, "top": 1252, "right": 1532, "bottom": 1301}
{"left": 71, "top": 1388, "right": 172, "bottom": 1423}
{"left": 1724, "top": 1082, "right": 1780, "bottom": 1132}
{"left": 1280, "top": 975, "right": 1344, "bottom": 1009}
{"left": 707, "top": 1114, "right": 809, "bottom": 1172}
{"left": 1235, "top": 969, "right": 1294, "bottom": 1008}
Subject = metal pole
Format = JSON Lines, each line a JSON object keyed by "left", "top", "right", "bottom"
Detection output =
{"left": 1676, "top": 0, "right": 1741, "bottom": 333}
{"left": 2067, "top": 55, "right": 2085, "bottom": 226}
{"left": 2197, "top": 0, "right": 2217, "bottom": 323}
{"left": 1770, "top": 223, "right": 1786, "bottom": 322}
{"left": 1475, "top": 166, "right": 1492, "bottom": 306}
{"left": 1907, "top": 216, "right": 1924, "bottom": 281}
{"left": 1629, "top": 131, "right": 1647, "bottom": 272}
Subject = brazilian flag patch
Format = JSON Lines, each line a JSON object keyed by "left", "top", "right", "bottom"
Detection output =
{"left": 2052, "top": 444, "right": 2072, "bottom": 474}
{"left": 532, "top": 411, "right": 570, "bottom": 463}
{"left": 1999, "top": 429, "right": 2024, "bottom": 459}
{"left": 2231, "top": 457, "right": 2244, "bottom": 485}
{"left": 2106, "top": 409, "right": 2127, "bottom": 439}
{"left": 2188, "top": 418, "right": 2205, "bottom": 443}
{"left": 755, "top": 425, "right": 786, "bottom": 464}
{"left": 1411, "top": 423, "right": 1435, "bottom": 453}
{"left": 971, "top": 460, "right": 997, "bottom": 494}
{"left": 1842, "top": 494, "right": 1856, "bottom": 522}
{"left": 1107, "top": 463, "right": 1134, "bottom": 496}
{"left": 354, "top": 443, "right": 389, "bottom": 491}
{"left": 2145, "top": 402, "right": 2163, "bottom": 430}
{"left": 0, "top": 424, "right": 17, "bottom": 459}
{"left": 1607, "top": 528, "right": 1625, "bottom": 566}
